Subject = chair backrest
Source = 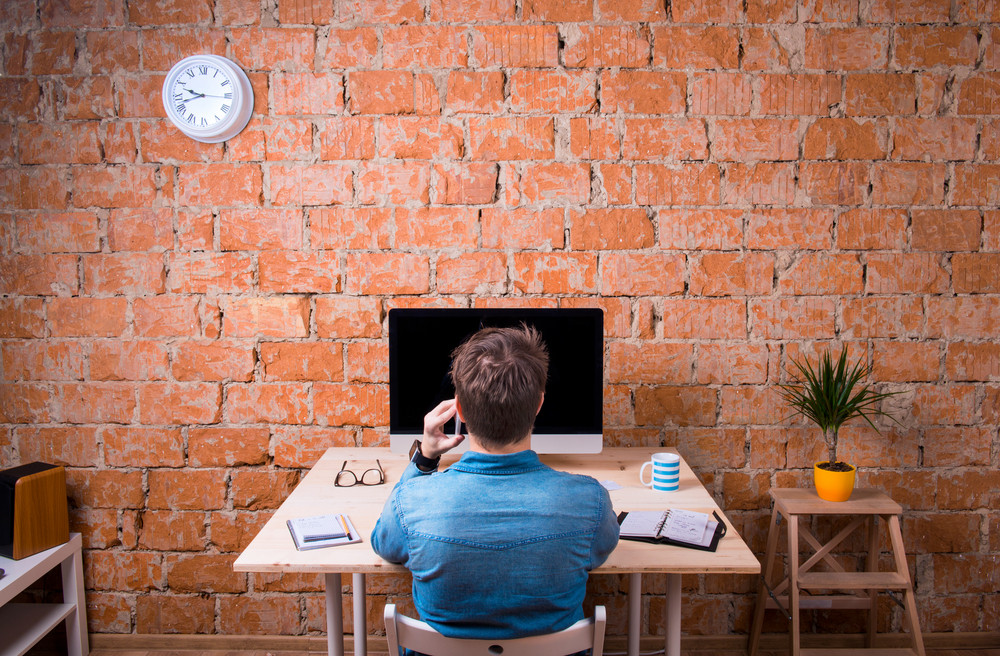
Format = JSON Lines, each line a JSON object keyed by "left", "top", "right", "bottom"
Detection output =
{"left": 384, "top": 604, "right": 606, "bottom": 656}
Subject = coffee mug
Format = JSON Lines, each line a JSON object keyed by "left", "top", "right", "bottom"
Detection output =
{"left": 639, "top": 452, "right": 681, "bottom": 491}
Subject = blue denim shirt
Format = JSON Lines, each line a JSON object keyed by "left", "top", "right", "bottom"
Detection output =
{"left": 371, "top": 450, "right": 620, "bottom": 640}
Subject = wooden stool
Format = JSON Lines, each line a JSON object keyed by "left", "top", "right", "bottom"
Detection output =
{"left": 748, "top": 488, "right": 925, "bottom": 656}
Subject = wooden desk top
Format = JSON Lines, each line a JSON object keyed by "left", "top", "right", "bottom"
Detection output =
{"left": 233, "top": 447, "right": 760, "bottom": 576}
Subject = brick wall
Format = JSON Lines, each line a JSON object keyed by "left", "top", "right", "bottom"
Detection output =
{"left": 1, "top": 0, "right": 998, "bottom": 641}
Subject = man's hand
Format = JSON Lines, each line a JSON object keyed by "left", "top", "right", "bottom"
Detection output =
{"left": 422, "top": 398, "right": 465, "bottom": 459}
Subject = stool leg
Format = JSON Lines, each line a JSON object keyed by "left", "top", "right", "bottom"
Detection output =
{"left": 866, "top": 515, "right": 879, "bottom": 648}
{"left": 788, "top": 515, "right": 800, "bottom": 656}
{"left": 749, "top": 507, "right": 782, "bottom": 656}
{"left": 888, "top": 515, "right": 925, "bottom": 656}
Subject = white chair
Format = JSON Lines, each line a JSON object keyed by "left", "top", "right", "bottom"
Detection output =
{"left": 384, "top": 603, "right": 606, "bottom": 656}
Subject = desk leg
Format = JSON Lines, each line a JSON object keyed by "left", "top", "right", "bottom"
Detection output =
{"left": 61, "top": 545, "right": 88, "bottom": 656}
{"left": 628, "top": 573, "right": 641, "bottom": 656}
{"left": 325, "top": 573, "right": 344, "bottom": 656}
{"left": 664, "top": 573, "right": 681, "bottom": 656}
{"left": 353, "top": 573, "right": 367, "bottom": 656}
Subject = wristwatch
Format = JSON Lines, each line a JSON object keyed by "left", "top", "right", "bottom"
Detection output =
{"left": 409, "top": 440, "right": 440, "bottom": 472}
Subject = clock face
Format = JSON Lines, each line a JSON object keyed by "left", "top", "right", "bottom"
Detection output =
{"left": 168, "top": 61, "right": 235, "bottom": 130}
{"left": 161, "top": 55, "right": 254, "bottom": 143}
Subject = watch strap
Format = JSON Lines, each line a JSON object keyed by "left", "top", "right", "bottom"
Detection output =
{"left": 409, "top": 440, "right": 440, "bottom": 471}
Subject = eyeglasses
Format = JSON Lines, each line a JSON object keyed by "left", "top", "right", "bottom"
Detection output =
{"left": 335, "top": 460, "right": 385, "bottom": 487}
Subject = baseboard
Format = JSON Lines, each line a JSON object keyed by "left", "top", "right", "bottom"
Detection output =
{"left": 91, "top": 631, "right": 1000, "bottom": 652}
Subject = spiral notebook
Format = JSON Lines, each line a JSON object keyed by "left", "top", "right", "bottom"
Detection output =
{"left": 286, "top": 513, "right": 361, "bottom": 551}
{"left": 617, "top": 509, "right": 726, "bottom": 552}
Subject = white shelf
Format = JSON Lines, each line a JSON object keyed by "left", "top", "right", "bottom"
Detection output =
{"left": 0, "top": 534, "right": 88, "bottom": 656}
{"left": 0, "top": 602, "right": 77, "bottom": 656}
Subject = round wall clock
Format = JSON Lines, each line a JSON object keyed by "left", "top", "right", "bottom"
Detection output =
{"left": 161, "top": 54, "right": 254, "bottom": 143}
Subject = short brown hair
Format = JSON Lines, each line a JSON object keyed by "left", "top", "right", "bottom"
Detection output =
{"left": 450, "top": 324, "right": 549, "bottom": 450}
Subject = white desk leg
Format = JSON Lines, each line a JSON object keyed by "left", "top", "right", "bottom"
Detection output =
{"left": 326, "top": 573, "right": 344, "bottom": 656}
{"left": 353, "top": 573, "right": 367, "bottom": 656}
{"left": 628, "top": 573, "right": 641, "bottom": 656}
{"left": 61, "top": 545, "right": 89, "bottom": 656}
{"left": 664, "top": 573, "right": 681, "bottom": 656}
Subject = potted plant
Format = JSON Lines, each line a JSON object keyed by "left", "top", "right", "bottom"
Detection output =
{"left": 778, "top": 348, "right": 899, "bottom": 502}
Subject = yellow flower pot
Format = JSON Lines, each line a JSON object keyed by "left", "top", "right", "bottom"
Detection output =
{"left": 813, "top": 462, "right": 856, "bottom": 502}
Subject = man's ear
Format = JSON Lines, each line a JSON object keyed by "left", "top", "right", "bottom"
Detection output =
{"left": 455, "top": 397, "right": 464, "bottom": 421}
{"left": 536, "top": 393, "right": 544, "bottom": 416}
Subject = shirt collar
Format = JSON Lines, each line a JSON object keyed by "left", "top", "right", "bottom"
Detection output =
{"left": 449, "top": 449, "right": 545, "bottom": 475}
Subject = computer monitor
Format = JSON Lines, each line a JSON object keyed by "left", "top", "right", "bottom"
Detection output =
{"left": 388, "top": 307, "right": 604, "bottom": 454}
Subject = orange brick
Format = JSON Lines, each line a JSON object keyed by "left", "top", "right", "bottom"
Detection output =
{"left": 892, "top": 118, "right": 978, "bottom": 160}
{"left": 16, "top": 211, "right": 99, "bottom": 253}
{"left": 269, "top": 164, "right": 353, "bottom": 206}
{"left": 172, "top": 340, "right": 255, "bottom": 382}
{"left": 481, "top": 208, "right": 564, "bottom": 250}
{"left": 217, "top": 595, "right": 300, "bottom": 635}
{"left": 600, "top": 253, "right": 684, "bottom": 296}
{"left": 189, "top": 427, "right": 270, "bottom": 467}
{"left": 837, "top": 208, "right": 907, "bottom": 250}
{"left": 137, "top": 511, "right": 208, "bottom": 552}
{"left": 912, "top": 209, "right": 981, "bottom": 251}
{"left": 103, "top": 426, "right": 183, "bottom": 467}
{"left": 345, "top": 252, "right": 430, "bottom": 295}
{"left": 222, "top": 297, "right": 310, "bottom": 338}
{"left": 384, "top": 26, "right": 469, "bottom": 68}
{"left": 86, "top": 30, "right": 139, "bottom": 73}
{"left": 139, "top": 382, "right": 222, "bottom": 425}
{"left": 82, "top": 252, "right": 166, "bottom": 295}
{"left": 89, "top": 339, "right": 170, "bottom": 381}
{"left": 137, "top": 594, "right": 215, "bottom": 634}
{"left": 436, "top": 253, "right": 508, "bottom": 295}
{"left": 805, "top": 27, "right": 889, "bottom": 70}
{"left": 14, "top": 425, "right": 99, "bottom": 465}
{"left": 780, "top": 252, "right": 864, "bottom": 295}
{"left": 871, "top": 162, "right": 947, "bottom": 205}
{"left": 226, "top": 383, "right": 310, "bottom": 424}
{"left": 895, "top": 26, "right": 979, "bottom": 69}
{"left": 74, "top": 165, "right": 165, "bottom": 208}
{"left": 0, "top": 166, "right": 70, "bottom": 209}
{"left": 562, "top": 25, "right": 649, "bottom": 68}
{"left": 314, "top": 296, "right": 382, "bottom": 338}
{"left": 378, "top": 117, "right": 464, "bottom": 159}
{"left": 601, "top": 71, "right": 685, "bottom": 115}
{"left": 19, "top": 122, "right": 102, "bottom": 165}
{"left": 349, "top": 71, "right": 426, "bottom": 115}
{"left": 168, "top": 253, "right": 254, "bottom": 294}
{"left": 747, "top": 0, "right": 796, "bottom": 21}
{"left": 864, "top": 0, "right": 951, "bottom": 22}
{"left": 661, "top": 298, "right": 748, "bottom": 341}
{"left": 314, "top": 383, "right": 389, "bottom": 426}
{"left": 697, "top": 343, "right": 771, "bottom": 385}
{"left": 671, "top": 0, "right": 741, "bottom": 22}
{"left": 141, "top": 27, "right": 227, "bottom": 71}
{"left": 0, "top": 253, "right": 78, "bottom": 296}
{"left": 759, "top": 73, "right": 841, "bottom": 115}
{"left": 747, "top": 209, "right": 834, "bottom": 250}
{"left": 320, "top": 117, "right": 377, "bottom": 160}
{"left": 259, "top": 251, "right": 340, "bottom": 294}
{"left": 868, "top": 253, "right": 949, "bottom": 294}
{"left": 61, "top": 76, "right": 116, "bottom": 120}
{"left": 133, "top": 296, "right": 200, "bottom": 338}
{"left": 713, "top": 119, "right": 799, "bottom": 162}
{"left": 635, "top": 163, "right": 720, "bottom": 205}
{"left": 179, "top": 164, "right": 262, "bottom": 206}
{"left": 512, "top": 252, "right": 598, "bottom": 295}
{"left": 569, "top": 209, "right": 653, "bottom": 250}
{"left": 27, "top": 30, "right": 76, "bottom": 75}
{"left": 841, "top": 297, "right": 923, "bottom": 339}
{"left": 323, "top": 27, "right": 378, "bottom": 68}
{"left": 722, "top": 162, "right": 796, "bottom": 206}
{"left": 607, "top": 342, "right": 694, "bottom": 384}
{"left": 471, "top": 25, "right": 560, "bottom": 67}
{"left": 653, "top": 26, "right": 739, "bottom": 69}
{"left": 750, "top": 297, "right": 836, "bottom": 339}
{"left": 801, "top": 161, "right": 868, "bottom": 205}
{"left": 873, "top": 341, "right": 940, "bottom": 382}
{"left": 804, "top": 118, "right": 888, "bottom": 160}
{"left": 634, "top": 385, "right": 717, "bottom": 427}
{"left": 469, "top": 117, "right": 555, "bottom": 160}
{"left": 229, "top": 27, "right": 315, "bottom": 71}
{"left": 599, "top": 163, "right": 632, "bottom": 205}
{"left": 953, "top": 253, "right": 1000, "bottom": 294}
{"left": 569, "top": 117, "right": 620, "bottom": 160}
{"left": 272, "top": 426, "right": 355, "bottom": 469}
{"left": 952, "top": 164, "right": 1000, "bottom": 206}
{"left": 659, "top": 209, "right": 743, "bottom": 250}
{"left": 446, "top": 71, "right": 505, "bottom": 114}
{"left": 311, "top": 207, "right": 391, "bottom": 250}
{"left": 346, "top": 340, "right": 389, "bottom": 383}
{"left": 691, "top": 73, "right": 752, "bottom": 116}
{"left": 0, "top": 298, "right": 46, "bottom": 338}
{"left": 357, "top": 161, "right": 430, "bottom": 204}
{"left": 910, "top": 383, "right": 977, "bottom": 425}
{"left": 946, "top": 342, "right": 1000, "bottom": 382}
{"left": 432, "top": 162, "right": 498, "bottom": 205}
{"left": 846, "top": 73, "right": 917, "bottom": 116}
{"left": 108, "top": 208, "right": 172, "bottom": 251}
{"left": 690, "top": 253, "right": 774, "bottom": 296}
{"left": 48, "top": 297, "right": 127, "bottom": 337}
{"left": 261, "top": 342, "right": 344, "bottom": 382}
{"left": 87, "top": 551, "right": 163, "bottom": 592}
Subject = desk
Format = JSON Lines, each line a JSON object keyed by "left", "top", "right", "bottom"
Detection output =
{"left": 234, "top": 447, "right": 759, "bottom": 656}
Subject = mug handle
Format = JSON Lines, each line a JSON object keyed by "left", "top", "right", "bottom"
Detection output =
{"left": 639, "top": 461, "right": 653, "bottom": 487}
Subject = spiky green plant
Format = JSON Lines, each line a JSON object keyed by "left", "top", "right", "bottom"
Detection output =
{"left": 778, "top": 348, "right": 899, "bottom": 470}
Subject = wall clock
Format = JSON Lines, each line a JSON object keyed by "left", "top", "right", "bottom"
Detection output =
{"left": 161, "top": 54, "right": 254, "bottom": 143}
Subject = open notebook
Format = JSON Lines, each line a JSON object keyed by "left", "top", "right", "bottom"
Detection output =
{"left": 617, "top": 509, "right": 726, "bottom": 552}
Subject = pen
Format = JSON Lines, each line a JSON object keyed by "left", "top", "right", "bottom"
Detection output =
{"left": 337, "top": 514, "right": 351, "bottom": 539}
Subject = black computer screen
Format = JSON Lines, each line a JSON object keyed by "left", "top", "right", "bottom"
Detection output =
{"left": 388, "top": 308, "right": 604, "bottom": 440}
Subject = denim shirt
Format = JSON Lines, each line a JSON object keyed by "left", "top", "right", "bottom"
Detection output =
{"left": 370, "top": 450, "right": 620, "bottom": 640}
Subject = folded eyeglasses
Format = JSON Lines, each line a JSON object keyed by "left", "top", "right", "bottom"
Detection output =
{"left": 335, "top": 460, "right": 385, "bottom": 487}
